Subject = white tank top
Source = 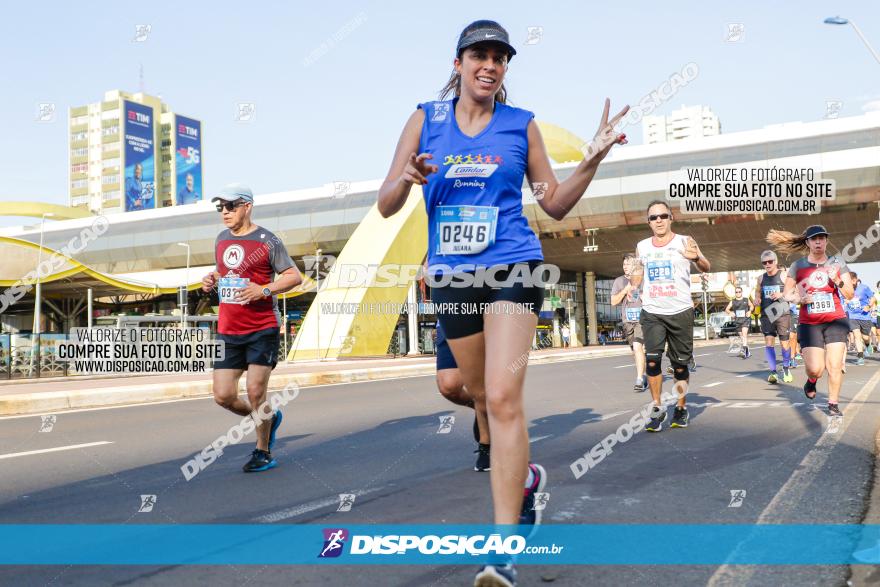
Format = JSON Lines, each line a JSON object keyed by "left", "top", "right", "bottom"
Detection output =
{"left": 637, "top": 233, "right": 693, "bottom": 315}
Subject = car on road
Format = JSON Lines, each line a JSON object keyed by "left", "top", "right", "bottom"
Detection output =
{"left": 719, "top": 321, "right": 741, "bottom": 338}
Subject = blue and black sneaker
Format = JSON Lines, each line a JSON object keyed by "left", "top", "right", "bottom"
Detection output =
{"left": 243, "top": 449, "right": 277, "bottom": 473}
{"left": 268, "top": 410, "right": 283, "bottom": 451}
{"left": 474, "top": 563, "right": 517, "bottom": 587}
{"left": 519, "top": 463, "right": 547, "bottom": 532}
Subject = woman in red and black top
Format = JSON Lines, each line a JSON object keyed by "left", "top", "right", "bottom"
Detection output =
{"left": 768, "top": 225, "right": 854, "bottom": 416}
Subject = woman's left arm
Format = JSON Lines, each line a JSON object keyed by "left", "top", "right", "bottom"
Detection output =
{"left": 526, "top": 99, "right": 629, "bottom": 221}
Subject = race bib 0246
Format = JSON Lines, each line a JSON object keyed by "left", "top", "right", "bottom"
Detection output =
{"left": 436, "top": 205, "right": 498, "bottom": 255}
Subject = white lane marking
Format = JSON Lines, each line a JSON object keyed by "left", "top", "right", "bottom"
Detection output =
{"left": 0, "top": 374, "right": 437, "bottom": 420}
{"left": 529, "top": 435, "right": 552, "bottom": 443}
{"left": 599, "top": 410, "right": 633, "bottom": 421}
{"left": 703, "top": 381, "right": 724, "bottom": 388}
{"left": 694, "top": 353, "right": 712, "bottom": 357}
{"left": 253, "top": 487, "right": 382, "bottom": 523}
{"left": 613, "top": 364, "right": 635, "bottom": 369}
{"left": 707, "top": 368, "right": 880, "bottom": 586}
{"left": 0, "top": 441, "right": 112, "bottom": 461}
{"left": 735, "top": 374, "right": 749, "bottom": 378}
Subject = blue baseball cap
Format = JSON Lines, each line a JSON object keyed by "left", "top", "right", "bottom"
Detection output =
{"left": 212, "top": 183, "right": 254, "bottom": 204}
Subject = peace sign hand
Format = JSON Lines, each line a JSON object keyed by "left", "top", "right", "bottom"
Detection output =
{"left": 401, "top": 153, "right": 439, "bottom": 186}
{"left": 583, "top": 98, "right": 630, "bottom": 164}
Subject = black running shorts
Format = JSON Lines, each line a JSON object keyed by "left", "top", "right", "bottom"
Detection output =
{"left": 640, "top": 308, "right": 694, "bottom": 364}
{"left": 432, "top": 261, "right": 545, "bottom": 340}
{"left": 849, "top": 319, "right": 872, "bottom": 336}
{"left": 214, "top": 327, "right": 280, "bottom": 370}
{"left": 798, "top": 319, "right": 849, "bottom": 349}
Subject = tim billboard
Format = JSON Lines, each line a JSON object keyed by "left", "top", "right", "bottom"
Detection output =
{"left": 175, "top": 115, "right": 202, "bottom": 205}
{"left": 123, "top": 100, "right": 155, "bottom": 212}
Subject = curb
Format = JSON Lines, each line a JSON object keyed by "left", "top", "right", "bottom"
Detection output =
{"left": 849, "top": 424, "right": 880, "bottom": 586}
{"left": 0, "top": 341, "right": 723, "bottom": 417}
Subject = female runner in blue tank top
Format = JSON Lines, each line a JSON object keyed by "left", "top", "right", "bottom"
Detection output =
{"left": 378, "top": 20, "right": 628, "bottom": 586}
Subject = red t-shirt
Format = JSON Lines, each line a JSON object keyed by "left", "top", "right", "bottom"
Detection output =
{"left": 214, "top": 226, "right": 294, "bottom": 335}
{"left": 787, "top": 255, "right": 849, "bottom": 325}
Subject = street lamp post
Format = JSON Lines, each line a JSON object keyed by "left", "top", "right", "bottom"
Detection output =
{"left": 315, "top": 248, "right": 322, "bottom": 361}
{"left": 824, "top": 16, "right": 880, "bottom": 66}
{"left": 176, "top": 242, "right": 191, "bottom": 328}
{"left": 32, "top": 212, "right": 54, "bottom": 377}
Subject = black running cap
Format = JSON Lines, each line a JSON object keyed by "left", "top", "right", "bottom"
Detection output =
{"left": 456, "top": 21, "right": 516, "bottom": 60}
{"left": 804, "top": 225, "right": 829, "bottom": 239}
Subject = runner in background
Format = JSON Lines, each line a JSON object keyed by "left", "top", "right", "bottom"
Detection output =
{"left": 769, "top": 225, "right": 854, "bottom": 417}
{"left": 726, "top": 286, "right": 754, "bottom": 359}
{"left": 753, "top": 250, "right": 793, "bottom": 383}
{"left": 435, "top": 322, "right": 491, "bottom": 471}
{"left": 846, "top": 272, "right": 876, "bottom": 366}
{"left": 789, "top": 302, "right": 802, "bottom": 368}
{"left": 631, "top": 200, "right": 711, "bottom": 432}
{"left": 202, "top": 184, "right": 302, "bottom": 473}
{"left": 611, "top": 253, "right": 646, "bottom": 392}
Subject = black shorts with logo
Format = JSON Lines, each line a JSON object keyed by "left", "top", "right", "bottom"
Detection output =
{"left": 432, "top": 261, "right": 544, "bottom": 340}
{"left": 214, "top": 327, "right": 280, "bottom": 370}
{"left": 640, "top": 308, "right": 694, "bottom": 364}
{"left": 760, "top": 313, "right": 791, "bottom": 337}
{"left": 798, "top": 319, "right": 849, "bottom": 349}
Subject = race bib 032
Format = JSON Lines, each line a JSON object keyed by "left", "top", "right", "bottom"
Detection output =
{"left": 218, "top": 276, "right": 250, "bottom": 305}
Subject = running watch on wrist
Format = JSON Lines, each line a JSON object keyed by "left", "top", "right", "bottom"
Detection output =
{"left": 261, "top": 286, "right": 272, "bottom": 298}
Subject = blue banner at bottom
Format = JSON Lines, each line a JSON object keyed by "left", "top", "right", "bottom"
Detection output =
{"left": 2, "top": 525, "right": 880, "bottom": 565}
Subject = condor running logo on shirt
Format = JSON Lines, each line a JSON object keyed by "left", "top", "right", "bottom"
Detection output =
{"left": 443, "top": 154, "right": 503, "bottom": 182}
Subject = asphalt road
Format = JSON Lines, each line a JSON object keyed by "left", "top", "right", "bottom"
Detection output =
{"left": 1, "top": 342, "right": 878, "bottom": 587}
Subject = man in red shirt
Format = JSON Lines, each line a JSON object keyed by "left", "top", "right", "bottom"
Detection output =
{"left": 202, "top": 184, "right": 302, "bottom": 472}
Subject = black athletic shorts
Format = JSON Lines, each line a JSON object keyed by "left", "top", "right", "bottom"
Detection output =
{"left": 849, "top": 319, "right": 873, "bottom": 336}
{"left": 734, "top": 319, "right": 750, "bottom": 330}
{"left": 432, "top": 261, "right": 545, "bottom": 340}
{"left": 622, "top": 322, "right": 644, "bottom": 348}
{"left": 214, "top": 327, "right": 280, "bottom": 370}
{"left": 640, "top": 308, "right": 694, "bottom": 364}
{"left": 760, "top": 313, "right": 791, "bottom": 337}
{"left": 435, "top": 324, "right": 458, "bottom": 370}
{"left": 798, "top": 319, "right": 850, "bottom": 349}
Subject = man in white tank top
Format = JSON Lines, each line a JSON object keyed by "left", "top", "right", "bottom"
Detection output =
{"left": 631, "top": 200, "right": 711, "bottom": 432}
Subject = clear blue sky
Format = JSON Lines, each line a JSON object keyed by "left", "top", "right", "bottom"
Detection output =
{"left": 1, "top": 1, "right": 879, "bottom": 283}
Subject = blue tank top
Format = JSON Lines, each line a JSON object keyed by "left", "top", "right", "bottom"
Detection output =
{"left": 417, "top": 97, "right": 543, "bottom": 274}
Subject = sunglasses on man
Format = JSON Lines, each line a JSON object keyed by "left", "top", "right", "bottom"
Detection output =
{"left": 215, "top": 200, "right": 248, "bottom": 213}
{"left": 761, "top": 260, "right": 775, "bottom": 265}
{"left": 648, "top": 213, "right": 671, "bottom": 221}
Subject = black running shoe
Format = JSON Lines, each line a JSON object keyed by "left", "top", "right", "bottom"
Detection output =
{"left": 474, "top": 563, "right": 517, "bottom": 586}
{"left": 804, "top": 379, "right": 817, "bottom": 400}
{"left": 827, "top": 403, "right": 843, "bottom": 418}
{"left": 268, "top": 410, "right": 283, "bottom": 451}
{"left": 474, "top": 443, "right": 491, "bottom": 472}
{"left": 646, "top": 406, "right": 666, "bottom": 432}
{"left": 670, "top": 406, "right": 689, "bottom": 428}
{"left": 243, "top": 449, "right": 277, "bottom": 473}
{"left": 519, "top": 463, "right": 547, "bottom": 531}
